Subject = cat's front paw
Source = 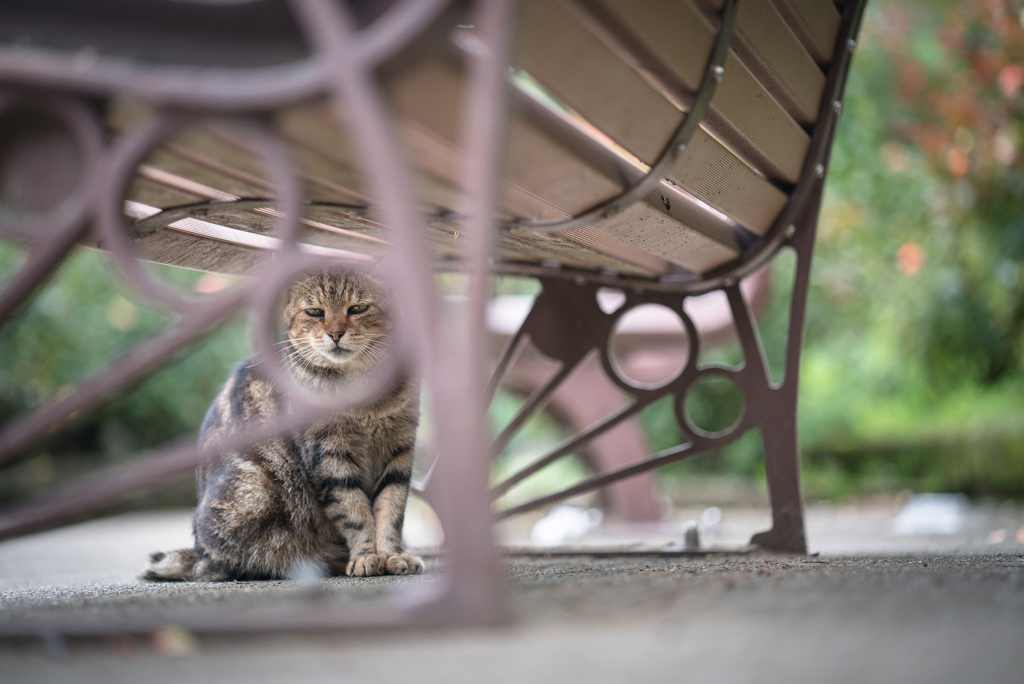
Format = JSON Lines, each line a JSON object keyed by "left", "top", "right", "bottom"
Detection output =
{"left": 347, "top": 554, "right": 385, "bottom": 577}
{"left": 384, "top": 553, "right": 424, "bottom": 575}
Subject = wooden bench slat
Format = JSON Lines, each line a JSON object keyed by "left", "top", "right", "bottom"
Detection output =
{"left": 122, "top": 1, "right": 812, "bottom": 279}
{"left": 337, "top": 105, "right": 717, "bottom": 275}
{"left": 587, "top": 0, "right": 810, "bottom": 185}
{"left": 260, "top": 126, "right": 671, "bottom": 276}
{"left": 276, "top": 99, "right": 670, "bottom": 277}
{"left": 770, "top": 0, "right": 842, "bottom": 67}
{"left": 132, "top": 230, "right": 266, "bottom": 275}
{"left": 122, "top": 167, "right": 633, "bottom": 277}
{"left": 126, "top": 176, "right": 204, "bottom": 210}
{"left": 519, "top": 0, "right": 787, "bottom": 236}
{"left": 131, "top": 151, "right": 267, "bottom": 208}
{"left": 581, "top": 203, "right": 739, "bottom": 272}
{"left": 696, "top": 0, "right": 825, "bottom": 125}
{"left": 508, "top": 121, "right": 738, "bottom": 274}
{"left": 515, "top": 83, "right": 743, "bottom": 249}
{"left": 387, "top": 58, "right": 740, "bottom": 274}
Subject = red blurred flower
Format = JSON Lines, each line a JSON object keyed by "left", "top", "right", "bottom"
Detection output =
{"left": 946, "top": 147, "right": 970, "bottom": 177}
{"left": 896, "top": 241, "right": 926, "bottom": 275}
{"left": 997, "top": 63, "right": 1024, "bottom": 98}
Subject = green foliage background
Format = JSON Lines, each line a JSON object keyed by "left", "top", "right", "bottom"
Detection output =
{"left": 0, "top": 249, "right": 250, "bottom": 505}
{"left": 2, "top": 0, "right": 1024, "bottom": 510}
{"left": 654, "top": 0, "right": 1024, "bottom": 500}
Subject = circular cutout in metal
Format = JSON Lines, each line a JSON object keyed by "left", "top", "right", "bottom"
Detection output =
{"left": 251, "top": 257, "right": 408, "bottom": 414}
{"left": 683, "top": 374, "right": 744, "bottom": 438}
{"left": 0, "top": 96, "right": 102, "bottom": 243}
{"left": 609, "top": 303, "right": 689, "bottom": 389}
{"left": 0, "top": 110, "right": 79, "bottom": 217}
{"left": 98, "top": 114, "right": 302, "bottom": 312}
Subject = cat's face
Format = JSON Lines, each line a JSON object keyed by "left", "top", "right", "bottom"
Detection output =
{"left": 282, "top": 270, "right": 391, "bottom": 376}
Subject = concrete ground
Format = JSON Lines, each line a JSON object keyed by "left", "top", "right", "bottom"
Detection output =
{"left": 1, "top": 501, "right": 1023, "bottom": 683}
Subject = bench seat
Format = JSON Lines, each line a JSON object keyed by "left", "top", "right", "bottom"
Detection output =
{"left": 39, "top": 0, "right": 847, "bottom": 285}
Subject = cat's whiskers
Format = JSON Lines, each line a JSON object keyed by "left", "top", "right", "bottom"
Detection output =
{"left": 280, "top": 347, "right": 309, "bottom": 363}
{"left": 280, "top": 340, "right": 327, "bottom": 379}
{"left": 358, "top": 343, "right": 392, "bottom": 370}
{"left": 280, "top": 355, "right": 311, "bottom": 374}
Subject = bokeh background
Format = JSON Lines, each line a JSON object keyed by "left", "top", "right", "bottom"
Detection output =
{"left": 2, "top": 0, "right": 1023, "bottom": 513}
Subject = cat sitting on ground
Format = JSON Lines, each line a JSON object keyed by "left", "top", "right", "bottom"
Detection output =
{"left": 144, "top": 270, "right": 423, "bottom": 581}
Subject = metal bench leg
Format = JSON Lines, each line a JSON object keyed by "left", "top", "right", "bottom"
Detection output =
{"left": 726, "top": 278, "right": 806, "bottom": 555}
{"left": 751, "top": 406, "right": 807, "bottom": 553}
{"left": 488, "top": 177, "right": 826, "bottom": 552}
{"left": 745, "top": 183, "right": 825, "bottom": 554}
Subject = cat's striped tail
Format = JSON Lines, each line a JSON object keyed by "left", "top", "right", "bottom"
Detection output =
{"left": 142, "top": 548, "right": 200, "bottom": 581}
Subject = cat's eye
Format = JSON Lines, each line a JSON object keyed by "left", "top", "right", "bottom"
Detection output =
{"left": 348, "top": 304, "right": 370, "bottom": 315}
{"left": 305, "top": 308, "right": 324, "bottom": 318}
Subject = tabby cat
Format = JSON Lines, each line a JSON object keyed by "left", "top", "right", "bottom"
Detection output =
{"left": 144, "top": 270, "right": 423, "bottom": 581}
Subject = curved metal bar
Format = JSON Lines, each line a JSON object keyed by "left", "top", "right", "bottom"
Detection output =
{"left": 97, "top": 114, "right": 302, "bottom": 313}
{"left": 0, "top": 393, "right": 359, "bottom": 541}
{"left": 249, "top": 254, "right": 410, "bottom": 416}
{"left": 0, "top": 1, "right": 453, "bottom": 110}
{"left": 291, "top": 0, "right": 509, "bottom": 620}
{"left": 597, "top": 290, "right": 702, "bottom": 397}
{"left": 291, "top": 0, "right": 442, "bottom": 373}
{"left": 498, "top": 388, "right": 768, "bottom": 520}
{"left": 354, "top": 0, "right": 456, "bottom": 67}
{"left": 0, "top": 224, "right": 87, "bottom": 328}
{"left": 490, "top": 362, "right": 574, "bottom": 457}
{"left": 0, "top": 93, "right": 104, "bottom": 243}
{"left": 496, "top": 442, "right": 693, "bottom": 520}
{"left": 505, "top": 0, "right": 739, "bottom": 235}
{"left": 0, "top": 50, "right": 325, "bottom": 111}
{"left": 484, "top": 0, "right": 869, "bottom": 298}
{"left": 0, "top": 289, "right": 247, "bottom": 467}
{"left": 509, "top": 75, "right": 747, "bottom": 249}
{"left": 0, "top": 92, "right": 104, "bottom": 327}
{"left": 491, "top": 397, "right": 653, "bottom": 500}
{"left": 671, "top": 0, "right": 870, "bottom": 294}
{"left": 672, "top": 364, "right": 752, "bottom": 443}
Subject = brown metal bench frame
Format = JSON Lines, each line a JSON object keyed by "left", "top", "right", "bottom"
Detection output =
{"left": 0, "top": 0, "right": 867, "bottom": 635}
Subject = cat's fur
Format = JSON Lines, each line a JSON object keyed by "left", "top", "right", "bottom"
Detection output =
{"left": 144, "top": 270, "right": 423, "bottom": 581}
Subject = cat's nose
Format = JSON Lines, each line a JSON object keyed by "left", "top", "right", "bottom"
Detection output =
{"left": 328, "top": 330, "right": 345, "bottom": 342}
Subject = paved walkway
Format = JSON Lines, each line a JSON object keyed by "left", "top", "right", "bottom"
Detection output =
{"left": 1, "top": 503, "right": 1022, "bottom": 683}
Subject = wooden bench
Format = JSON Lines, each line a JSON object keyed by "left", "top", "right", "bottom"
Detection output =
{"left": 0, "top": 0, "right": 867, "bottom": 632}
